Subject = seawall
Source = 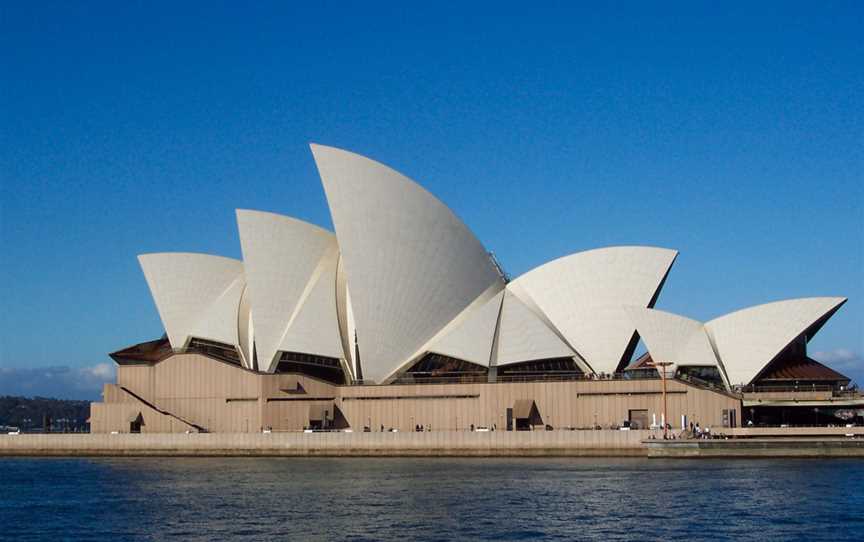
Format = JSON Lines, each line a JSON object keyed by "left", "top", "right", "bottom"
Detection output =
{"left": 0, "top": 430, "right": 650, "bottom": 457}
{"left": 5, "top": 430, "right": 863, "bottom": 457}
{"left": 645, "top": 438, "right": 864, "bottom": 458}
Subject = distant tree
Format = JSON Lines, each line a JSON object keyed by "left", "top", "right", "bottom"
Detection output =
{"left": 0, "top": 396, "right": 91, "bottom": 432}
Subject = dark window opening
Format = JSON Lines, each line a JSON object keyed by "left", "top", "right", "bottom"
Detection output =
{"left": 394, "top": 353, "right": 488, "bottom": 384}
{"left": 745, "top": 405, "right": 862, "bottom": 427}
{"left": 275, "top": 351, "right": 346, "bottom": 385}
{"left": 129, "top": 412, "right": 143, "bottom": 433}
{"left": 187, "top": 338, "right": 242, "bottom": 366}
{"left": 498, "top": 358, "right": 583, "bottom": 381}
{"left": 676, "top": 365, "right": 726, "bottom": 388}
{"left": 512, "top": 399, "right": 543, "bottom": 430}
{"left": 307, "top": 404, "right": 350, "bottom": 431}
{"left": 628, "top": 409, "right": 650, "bottom": 430}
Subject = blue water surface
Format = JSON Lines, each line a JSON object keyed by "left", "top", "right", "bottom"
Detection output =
{"left": 1, "top": 457, "right": 862, "bottom": 541}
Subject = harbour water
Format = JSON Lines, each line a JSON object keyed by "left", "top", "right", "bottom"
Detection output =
{"left": 2, "top": 457, "right": 862, "bottom": 541}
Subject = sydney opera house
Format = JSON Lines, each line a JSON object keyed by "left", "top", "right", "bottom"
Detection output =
{"left": 90, "top": 145, "right": 857, "bottom": 434}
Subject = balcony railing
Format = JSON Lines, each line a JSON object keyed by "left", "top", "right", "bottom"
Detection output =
{"left": 390, "top": 374, "right": 488, "bottom": 385}
{"left": 739, "top": 383, "right": 838, "bottom": 394}
{"left": 366, "top": 371, "right": 661, "bottom": 386}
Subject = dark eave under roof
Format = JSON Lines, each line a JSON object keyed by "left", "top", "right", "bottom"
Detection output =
{"left": 109, "top": 336, "right": 173, "bottom": 365}
{"left": 756, "top": 355, "right": 850, "bottom": 383}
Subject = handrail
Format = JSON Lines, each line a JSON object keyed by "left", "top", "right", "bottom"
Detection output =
{"left": 378, "top": 372, "right": 661, "bottom": 386}
{"left": 391, "top": 376, "right": 488, "bottom": 385}
{"left": 738, "top": 384, "right": 846, "bottom": 394}
{"left": 740, "top": 423, "right": 860, "bottom": 429}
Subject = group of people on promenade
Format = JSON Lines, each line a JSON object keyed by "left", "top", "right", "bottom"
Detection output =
{"left": 689, "top": 421, "right": 712, "bottom": 439}
{"left": 647, "top": 421, "right": 720, "bottom": 440}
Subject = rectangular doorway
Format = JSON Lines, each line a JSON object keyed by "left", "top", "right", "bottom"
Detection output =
{"left": 628, "top": 409, "right": 649, "bottom": 430}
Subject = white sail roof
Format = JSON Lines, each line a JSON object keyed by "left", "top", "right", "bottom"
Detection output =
{"left": 236, "top": 209, "right": 340, "bottom": 372}
{"left": 138, "top": 253, "right": 244, "bottom": 351}
{"left": 705, "top": 297, "right": 847, "bottom": 386}
{"left": 277, "top": 243, "right": 345, "bottom": 361}
{"left": 493, "top": 290, "right": 575, "bottom": 366}
{"left": 508, "top": 246, "right": 677, "bottom": 374}
{"left": 334, "top": 256, "right": 358, "bottom": 379}
{"left": 625, "top": 308, "right": 719, "bottom": 379}
{"left": 237, "top": 285, "right": 255, "bottom": 370}
{"left": 133, "top": 146, "right": 849, "bottom": 389}
{"left": 311, "top": 144, "right": 505, "bottom": 383}
{"left": 188, "top": 275, "right": 246, "bottom": 349}
{"left": 428, "top": 289, "right": 504, "bottom": 367}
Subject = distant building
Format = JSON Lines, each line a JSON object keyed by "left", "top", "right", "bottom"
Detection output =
{"left": 90, "top": 145, "right": 857, "bottom": 434}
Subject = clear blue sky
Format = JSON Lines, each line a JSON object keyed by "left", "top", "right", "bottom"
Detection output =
{"left": 1, "top": 2, "right": 862, "bottom": 396}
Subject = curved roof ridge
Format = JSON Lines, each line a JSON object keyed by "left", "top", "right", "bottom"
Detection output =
{"left": 705, "top": 296, "right": 847, "bottom": 386}
{"left": 511, "top": 245, "right": 678, "bottom": 282}
{"left": 310, "top": 144, "right": 504, "bottom": 383}
{"left": 235, "top": 208, "right": 334, "bottom": 236}
{"left": 629, "top": 306, "right": 704, "bottom": 326}
{"left": 507, "top": 246, "right": 678, "bottom": 374}
{"left": 277, "top": 243, "right": 345, "bottom": 362}
{"left": 706, "top": 296, "right": 847, "bottom": 324}
{"left": 137, "top": 253, "right": 245, "bottom": 351}
{"left": 624, "top": 307, "right": 722, "bottom": 381}
{"left": 237, "top": 208, "right": 339, "bottom": 372}
{"left": 493, "top": 290, "right": 575, "bottom": 366}
{"left": 309, "top": 143, "right": 486, "bottom": 244}
{"left": 422, "top": 286, "right": 505, "bottom": 368}
{"left": 138, "top": 251, "right": 242, "bottom": 263}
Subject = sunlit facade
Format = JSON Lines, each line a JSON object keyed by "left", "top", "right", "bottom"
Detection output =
{"left": 90, "top": 145, "right": 853, "bottom": 434}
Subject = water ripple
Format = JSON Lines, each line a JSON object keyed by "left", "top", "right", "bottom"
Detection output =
{"left": 1, "top": 457, "right": 862, "bottom": 541}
